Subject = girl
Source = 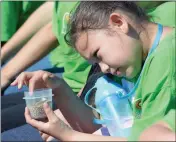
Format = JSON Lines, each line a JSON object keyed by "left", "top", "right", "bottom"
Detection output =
{"left": 13, "top": 1, "right": 175, "bottom": 141}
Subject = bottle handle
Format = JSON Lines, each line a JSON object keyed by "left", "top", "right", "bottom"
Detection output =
{"left": 84, "top": 87, "right": 100, "bottom": 114}
{"left": 93, "top": 118, "right": 106, "bottom": 125}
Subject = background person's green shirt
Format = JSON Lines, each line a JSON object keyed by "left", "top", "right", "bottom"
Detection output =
{"left": 162, "top": 109, "right": 176, "bottom": 132}
{"left": 50, "top": 1, "right": 91, "bottom": 93}
{"left": 1, "top": 1, "right": 44, "bottom": 42}
{"left": 128, "top": 29, "right": 176, "bottom": 141}
{"left": 147, "top": 2, "right": 176, "bottom": 27}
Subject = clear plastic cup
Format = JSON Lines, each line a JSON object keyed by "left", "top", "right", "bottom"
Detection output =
{"left": 97, "top": 94, "right": 133, "bottom": 137}
{"left": 23, "top": 88, "right": 53, "bottom": 120}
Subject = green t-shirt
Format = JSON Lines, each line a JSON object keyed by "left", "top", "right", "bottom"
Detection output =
{"left": 1, "top": 1, "right": 44, "bottom": 41}
{"left": 162, "top": 109, "right": 176, "bottom": 132}
{"left": 147, "top": 2, "right": 176, "bottom": 27}
{"left": 128, "top": 29, "right": 176, "bottom": 141}
{"left": 50, "top": 1, "right": 91, "bottom": 93}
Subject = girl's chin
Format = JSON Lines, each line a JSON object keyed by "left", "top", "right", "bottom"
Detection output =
{"left": 125, "top": 72, "right": 139, "bottom": 81}
{"left": 114, "top": 70, "right": 136, "bottom": 79}
{"left": 121, "top": 71, "right": 134, "bottom": 79}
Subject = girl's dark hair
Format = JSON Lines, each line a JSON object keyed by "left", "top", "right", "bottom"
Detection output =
{"left": 65, "top": 1, "right": 148, "bottom": 47}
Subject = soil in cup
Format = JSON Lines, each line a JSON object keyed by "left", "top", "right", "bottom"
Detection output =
{"left": 28, "top": 98, "right": 52, "bottom": 119}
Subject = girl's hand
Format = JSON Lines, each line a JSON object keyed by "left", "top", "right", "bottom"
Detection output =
{"left": 38, "top": 109, "right": 71, "bottom": 142}
{"left": 11, "top": 70, "right": 64, "bottom": 92}
{"left": 25, "top": 103, "right": 73, "bottom": 141}
{"left": 39, "top": 131, "right": 58, "bottom": 142}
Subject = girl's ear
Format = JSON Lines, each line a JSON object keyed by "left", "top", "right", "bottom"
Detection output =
{"left": 109, "top": 13, "right": 129, "bottom": 34}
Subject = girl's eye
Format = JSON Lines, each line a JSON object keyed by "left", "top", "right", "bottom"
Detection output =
{"left": 93, "top": 49, "right": 98, "bottom": 58}
{"left": 93, "top": 49, "right": 101, "bottom": 61}
{"left": 90, "top": 49, "right": 101, "bottom": 64}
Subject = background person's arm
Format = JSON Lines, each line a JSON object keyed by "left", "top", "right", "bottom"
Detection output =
{"left": 1, "top": 1, "right": 54, "bottom": 63}
{"left": 1, "top": 22, "right": 58, "bottom": 92}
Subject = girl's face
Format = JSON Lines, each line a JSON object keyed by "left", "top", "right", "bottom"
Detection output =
{"left": 75, "top": 13, "right": 144, "bottom": 79}
{"left": 76, "top": 30, "right": 143, "bottom": 79}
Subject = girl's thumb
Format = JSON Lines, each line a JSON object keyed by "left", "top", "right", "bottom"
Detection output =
{"left": 43, "top": 102, "right": 58, "bottom": 121}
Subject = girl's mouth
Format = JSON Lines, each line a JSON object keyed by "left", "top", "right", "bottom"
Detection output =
{"left": 116, "top": 70, "right": 122, "bottom": 77}
{"left": 110, "top": 68, "right": 124, "bottom": 77}
{"left": 116, "top": 68, "right": 124, "bottom": 77}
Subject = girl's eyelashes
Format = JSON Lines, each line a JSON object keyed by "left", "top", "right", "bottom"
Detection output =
{"left": 93, "top": 49, "right": 98, "bottom": 58}
{"left": 89, "top": 48, "right": 101, "bottom": 64}
{"left": 93, "top": 49, "right": 102, "bottom": 61}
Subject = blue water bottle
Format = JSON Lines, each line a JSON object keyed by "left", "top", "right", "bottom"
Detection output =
{"left": 84, "top": 75, "right": 134, "bottom": 137}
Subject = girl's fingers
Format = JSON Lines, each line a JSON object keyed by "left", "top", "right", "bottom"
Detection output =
{"left": 25, "top": 107, "right": 46, "bottom": 132}
{"left": 43, "top": 103, "right": 58, "bottom": 122}
{"left": 18, "top": 72, "right": 33, "bottom": 88}
{"left": 25, "top": 107, "right": 31, "bottom": 119}
{"left": 46, "top": 136, "right": 56, "bottom": 142}
{"left": 18, "top": 80, "right": 23, "bottom": 89}
{"left": 39, "top": 131, "right": 43, "bottom": 136}
{"left": 42, "top": 73, "right": 50, "bottom": 83}
{"left": 11, "top": 72, "right": 33, "bottom": 89}
{"left": 28, "top": 77, "right": 39, "bottom": 92}
{"left": 41, "top": 133, "right": 50, "bottom": 141}
{"left": 42, "top": 72, "right": 57, "bottom": 88}
{"left": 10, "top": 79, "right": 18, "bottom": 86}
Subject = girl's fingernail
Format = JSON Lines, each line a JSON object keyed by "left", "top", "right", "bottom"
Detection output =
{"left": 18, "top": 83, "right": 22, "bottom": 89}
{"left": 43, "top": 102, "right": 49, "bottom": 108}
{"left": 29, "top": 92, "right": 33, "bottom": 96}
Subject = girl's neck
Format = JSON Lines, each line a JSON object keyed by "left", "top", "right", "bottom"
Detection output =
{"left": 140, "top": 22, "right": 174, "bottom": 61}
{"left": 139, "top": 22, "right": 158, "bottom": 61}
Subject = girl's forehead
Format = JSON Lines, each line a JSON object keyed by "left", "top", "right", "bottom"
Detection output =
{"left": 76, "top": 32, "right": 92, "bottom": 59}
{"left": 76, "top": 30, "right": 105, "bottom": 56}
{"left": 76, "top": 32, "right": 88, "bottom": 51}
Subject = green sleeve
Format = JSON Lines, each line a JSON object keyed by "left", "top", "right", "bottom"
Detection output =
{"left": 162, "top": 109, "right": 176, "bottom": 132}
{"left": 52, "top": 2, "right": 59, "bottom": 39}
{"left": 1, "top": 1, "right": 22, "bottom": 41}
{"left": 147, "top": 2, "right": 176, "bottom": 27}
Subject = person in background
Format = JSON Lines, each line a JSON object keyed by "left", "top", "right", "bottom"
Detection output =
{"left": 1, "top": 1, "right": 45, "bottom": 47}
{"left": 1, "top": 1, "right": 90, "bottom": 94}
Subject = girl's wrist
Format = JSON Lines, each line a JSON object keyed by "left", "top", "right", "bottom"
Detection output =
{"left": 64, "top": 130, "right": 78, "bottom": 141}
{"left": 55, "top": 125, "right": 76, "bottom": 141}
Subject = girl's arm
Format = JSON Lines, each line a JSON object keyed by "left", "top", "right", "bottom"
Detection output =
{"left": 25, "top": 102, "right": 126, "bottom": 141}
{"left": 70, "top": 131, "right": 127, "bottom": 141}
